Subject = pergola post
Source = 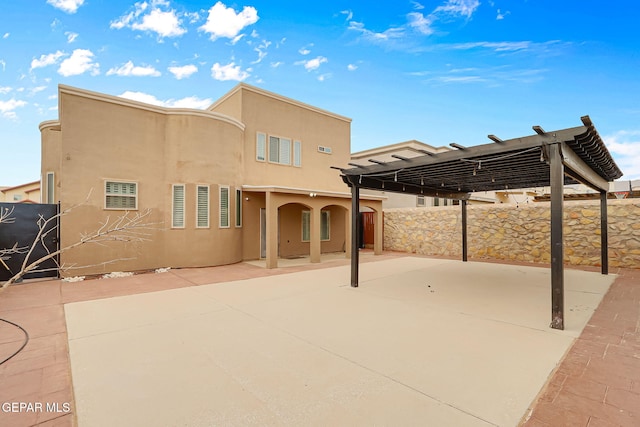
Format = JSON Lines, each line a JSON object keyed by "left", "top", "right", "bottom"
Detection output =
{"left": 549, "top": 143, "right": 564, "bottom": 330}
{"left": 461, "top": 199, "right": 468, "bottom": 262}
{"left": 351, "top": 183, "right": 360, "bottom": 287}
{"left": 600, "top": 191, "right": 609, "bottom": 275}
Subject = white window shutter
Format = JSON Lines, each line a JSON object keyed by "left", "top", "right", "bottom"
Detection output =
{"left": 172, "top": 185, "right": 185, "bottom": 228}
{"left": 302, "top": 210, "right": 310, "bottom": 242}
{"left": 197, "top": 186, "right": 209, "bottom": 228}
{"left": 280, "top": 138, "right": 291, "bottom": 165}
{"left": 269, "top": 136, "right": 279, "bottom": 162}
{"left": 293, "top": 141, "right": 301, "bottom": 167}
{"left": 220, "top": 186, "right": 229, "bottom": 228}
{"left": 256, "top": 133, "right": 266, "bottom": 161}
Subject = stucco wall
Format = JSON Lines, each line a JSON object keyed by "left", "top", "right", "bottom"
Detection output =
{"left": 384, "top": 199, "right": 640, "bottom": 269}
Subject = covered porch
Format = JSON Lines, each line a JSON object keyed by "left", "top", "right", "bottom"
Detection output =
{"left": 241, "top": 185, "right": 384, "bottom": 269}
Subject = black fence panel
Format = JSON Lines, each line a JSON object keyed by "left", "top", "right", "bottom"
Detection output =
{"left": 0, "top": 203, "right": 59, "bottom": 281}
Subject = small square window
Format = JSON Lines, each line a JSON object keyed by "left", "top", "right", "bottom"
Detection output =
{"left": 105, "top": 181, "right": 137, "bottom": 210}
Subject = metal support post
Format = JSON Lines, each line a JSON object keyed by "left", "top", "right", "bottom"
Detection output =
{"left": 549, "top": 143, "right": 564, "bottom": 330}
{"left": 461, "top": 199, "right": 468, "bottom": 262}
{"left": 350, "top": 183, "right": 360, "bottom": 287}
{"left": 600, "top": 191, "right": 609, "bottom": 275}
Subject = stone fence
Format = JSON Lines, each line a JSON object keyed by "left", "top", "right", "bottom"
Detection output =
{"left": 383, "top": 199, "right": 640, "bottom": 269}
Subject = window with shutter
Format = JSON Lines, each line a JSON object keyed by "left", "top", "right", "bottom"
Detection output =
{"left": 301, "top": 211, "right": 310, "bottom": 242}
{"left": 269, "top": 136, "right": 279, "bottom": 163}
{"left": 235, "top": 189, "right": 242, "bottom": 227}
{"left": 279, "top": 138, "right": 291, "bottom": 165}
{"left": 293, "top": 140, "right": 301, "bottom": 167}
{"left": 219, "top": 186, "right": 229, "bottom": 228}
{"left": 172, "top": 184, "right": 185, "bottom": 228}
{"left": 105, "top": 181, "right": 137, "bottom": 210}
{"left": 321, "top": 211, "right": 330, "bottom": 241}
{"left": 256, "top": 132, "right": 266, "bottom": 161}
{"left": 301, "top": 210, "right": 330, "bottom": 242}
{"left": 196, "top": 185, "right": 209, "bottom": 228}
{"left": 46, "top": 172, "right": 54, "bottom": 204}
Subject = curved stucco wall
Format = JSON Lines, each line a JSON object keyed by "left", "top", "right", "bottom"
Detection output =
{"left": 49, "top": 89, "right": 245, "bottom": 276}
{"left": 384, "top": 199, "right": 640, "bottom": 269}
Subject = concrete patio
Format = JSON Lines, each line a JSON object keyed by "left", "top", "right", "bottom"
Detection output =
{"left": 1, "top": 253, "right": 638, "bottom": 426}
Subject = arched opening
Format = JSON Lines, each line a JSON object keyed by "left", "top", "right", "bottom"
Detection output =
{"left": 319, "top": 204, "right": 348, "bottom": 256}
{"left": 360, "top": 204, "right": 382, "bottom": 254}
{"left": 277, "top": 202, "right": 313, "bottom": 259}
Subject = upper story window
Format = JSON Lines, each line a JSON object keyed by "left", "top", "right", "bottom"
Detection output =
{"left": 269, "top": 136, "right": 291, "bottom": 165}
{"left": 293, "top": 140, "right": 301, "bottom": 167}
{"left": 256, "top": 132, "right": 301, "bottom": 167}
{"left": 105, "top": 181, "right": 137, "bottom": 210}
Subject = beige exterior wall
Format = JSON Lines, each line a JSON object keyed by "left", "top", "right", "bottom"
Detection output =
{"left": 0, "top": 181, "right": 41, "bottom": 203}
{"left": 384, "top": 199, "right": 640, "bottom": 269}
{"left": 212, "top": 86, "right": 352, "bottom": 192}
{"left": 40, "top": 84, "right": 378, "bottom": 276}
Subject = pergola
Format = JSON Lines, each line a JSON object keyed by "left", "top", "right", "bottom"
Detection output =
{"left": 338, "top": 116, "right": 623, "bottom": 330}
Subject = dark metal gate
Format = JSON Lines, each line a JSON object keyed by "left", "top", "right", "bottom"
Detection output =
{"left": 0, "top": 203, "right": 60, "bottom": 281}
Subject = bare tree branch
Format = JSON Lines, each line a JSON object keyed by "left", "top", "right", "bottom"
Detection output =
{"left": 1, "top": 193, "right": 160, "bottom": 292}
{"left": 0, "top": 206, "right": 15, "bottom": 225}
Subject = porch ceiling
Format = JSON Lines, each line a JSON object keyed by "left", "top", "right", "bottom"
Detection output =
{"left": 340, "top": 116, "right": 622, "bottom": 197}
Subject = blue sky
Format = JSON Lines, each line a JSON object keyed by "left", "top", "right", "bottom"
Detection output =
{"left": 1, "top": 0, "right": 639, "bottom": 187}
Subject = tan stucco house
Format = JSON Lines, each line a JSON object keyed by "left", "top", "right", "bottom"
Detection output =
{"left": 40, "top": 84, "right": 382, "bottom": 276}
{"left": 0, "top": 180, "right": 41, "bottom": 203}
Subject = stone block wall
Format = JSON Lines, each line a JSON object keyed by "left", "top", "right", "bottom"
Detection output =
{"left": 383, "top": 199, "right": 640, "bottom": 269}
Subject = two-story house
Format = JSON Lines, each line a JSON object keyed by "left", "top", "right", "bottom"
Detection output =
{"left": 40, "top": 84, "right": 382, "bottom": 276}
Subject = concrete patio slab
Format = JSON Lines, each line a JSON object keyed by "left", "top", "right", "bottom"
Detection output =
{"left": 65, "top": 257, "right": 615, "bottom": 426}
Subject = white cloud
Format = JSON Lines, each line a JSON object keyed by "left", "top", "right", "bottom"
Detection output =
{"left": 347, "top": 64, "right": 358, "bottom": 71}
{"left": 66, "top": 31, "right": 79, "bottom": 43}
{"left": 107, "top": 61, "right": 161, "bottom": 77}
{"left": 111, "top": 1, "right": 186, "bottom": 39}
{"left": 317, "top": 73, "right": 331, "bottom": 82}
{"left": 0, "top": 86, "right": 11, "bottom": 94}
{"left": 0, "top": 60, "right": 5, "bottom": 71}
{"left": 604, "top": 131, "right": 640, "bottom": 180}
{"left": 496, "top": 9, "right": 511, "bottom": 20}
{"left": 407, "top": 12, "right": 434, "bottom": 35}
{"left": 433, "top": 0, "right": 480, "bottom": 19}
{"left": 348, "top": 21, "right": 405, "bottom": 42}
{"left": 340, "top": 10, "right": 353, "bottom": 21}
{"left": 199, "top": 2, "right": 259, "bottom": 41}
{"left": 299, "top": 44, "right": 313, "bottom": 55}
{"left": 29, "top": 86, "right": 48, "bottom": 95}
{"left": 211, "top": 62, "right": 250, "bottom": 81}
{"left": 0, "top": 98, "right": 27, "bottom": 119}
{"left": 348, "top": 0, "right": 480, "bottom": 45}
{"left": 118, "top": 91, "right": 212, "bottom": 109}
{"left": 297, "top": 56, "right": 328, "bottom": 71}
{"left": 168, "top": 64, "right": 198, "bottom": 79}
{"left": 270, "top": 61, "right": 283, "bottom": 68}
{"left": 448, "top": 41, "right": 533, "bottom": 52}
{"left": 133, "top": 8, "right": 185, "bottom": 38}
{"left": 47, "top": 0, "right": 84, "bottom": 14}
{"left": 58, "top": 49, "right": 99, "bottom": 76}
{"left": 169, "top": 96, "right": 212, "bottom": 109}
{"left": 30, "top": 51, "right": 66, "bottom": 70}
{"left": 252, "top": 40, "right": 271, "bottom": 64}
{"left": 2, "top": 33, "right": 9, "bottom": 39}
